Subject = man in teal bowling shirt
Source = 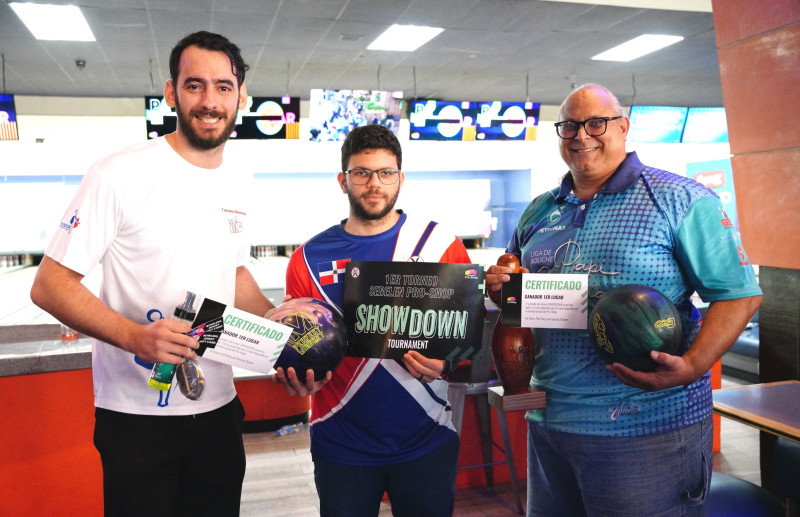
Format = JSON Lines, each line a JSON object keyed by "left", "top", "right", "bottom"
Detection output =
{"left": 486, "top": 83, "right": 762, "bottom": 517}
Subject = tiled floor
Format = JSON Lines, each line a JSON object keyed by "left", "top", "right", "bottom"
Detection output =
{"left": 240, "top": 374, "right": 761, "bottom": 516}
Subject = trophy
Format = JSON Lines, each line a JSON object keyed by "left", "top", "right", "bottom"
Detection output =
{"left": 490, "top": 254, "right": 545, "bottom": 412}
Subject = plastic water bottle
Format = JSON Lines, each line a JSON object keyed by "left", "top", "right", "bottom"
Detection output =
{"left": 275, "top": 423, "right": 305, "bottom": 436}
{"left": 148, "top": 291, "right": 197, "bottom": 390}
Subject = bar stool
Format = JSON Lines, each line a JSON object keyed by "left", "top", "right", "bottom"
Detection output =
{"left": 447, "top": 309, "right": 525, "bottom": 514}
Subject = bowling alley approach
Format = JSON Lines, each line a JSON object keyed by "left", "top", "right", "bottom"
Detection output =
{"left": 2, "top": 1, "right": 799, "bottom": 516}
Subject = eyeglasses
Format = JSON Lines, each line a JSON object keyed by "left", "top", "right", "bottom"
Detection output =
{"left": 344, "top": 168, "right": 401, "bottom": 185}
{"left": 554, "top": 116, "right": 623, "bottom": 139}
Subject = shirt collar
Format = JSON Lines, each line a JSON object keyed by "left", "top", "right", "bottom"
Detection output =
{"left": 555, "top": 151, "right": 645, "bottom": 202}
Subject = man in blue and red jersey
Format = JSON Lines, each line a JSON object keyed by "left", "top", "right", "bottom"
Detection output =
{"left": 486, "top": 84, "right": 762, "bottom": 517}
{"left": 273, "top": 124, "right": 470, "bottom": 516}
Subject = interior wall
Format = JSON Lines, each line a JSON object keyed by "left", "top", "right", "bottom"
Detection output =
{"left": 711, "top": 0, "right": 800, "bottom": 492}
{"left": 1, "top": 97, "right": 733, "bottom": 254}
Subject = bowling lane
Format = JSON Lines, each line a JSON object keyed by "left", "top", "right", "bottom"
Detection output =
{"left": 1, "top": 249, "right": 495, "bottom": 328}
{"left": 0, "top": 264, "right": 103, "bottom": 326}
{"left": 0, "top": 257, "right": 289, "bottom": 327}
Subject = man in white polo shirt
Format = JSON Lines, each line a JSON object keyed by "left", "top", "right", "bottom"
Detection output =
{"left": 30, "top": 31, "right": 273, "bottom": 516}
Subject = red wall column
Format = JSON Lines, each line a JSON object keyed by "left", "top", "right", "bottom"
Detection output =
{"left": 712, "top": 0, "right": 800, "bottom": 269}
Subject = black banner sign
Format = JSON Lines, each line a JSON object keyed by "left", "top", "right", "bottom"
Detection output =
{"left": 342, "top": 261, "right": 486, "bottom": 360}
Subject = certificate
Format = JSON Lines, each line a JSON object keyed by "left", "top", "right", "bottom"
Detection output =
{"left": 500, "top": 273, "right": 589, "bottom": 329}
{"left": 190, "top": 297, "right": 291, "bottom": 374}
{"left": 342, "top": 261, "right": 486, "bottom": 360}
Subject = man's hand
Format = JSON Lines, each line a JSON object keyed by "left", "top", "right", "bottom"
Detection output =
{"left": 610, "top": 296, "right": 762, "bottom": 392}
{"left": 125, "top": 318, "right": 200, "bottom": 364}
{"left": 403, "top": 350, "right": 445, "bottom": 383}
{"left": 605, "top": 351, "right": 700, "bottom": 391}
{"left": 272, "top": 366, "right": 331, "bottom": 396}
{"left": 485, "top": 263, "right": 529, "bottom": 305}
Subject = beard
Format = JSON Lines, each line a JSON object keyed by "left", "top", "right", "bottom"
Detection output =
{"left": 346, "top": 184, "right": 399, "bottom": 221}
{"left": 174, "top": 96, "right": 237, "bottom": 150}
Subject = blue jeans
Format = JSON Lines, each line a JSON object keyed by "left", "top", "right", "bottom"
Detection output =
{"left": 313, "top": 433, "right": 459, "bottom": 517}
{"left": 526, "top": 418, "right": 712, "bottom": 517}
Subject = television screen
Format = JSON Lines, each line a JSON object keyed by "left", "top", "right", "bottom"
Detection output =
{"left": 627, "top": 105, "right": 688, "bottom": 143}
{"left": 681, "top": 107, "right": 728, "bottom": 144}
{"left": 145, "top": 96, "right": 176, "bottom": 139}
{"left": 145, "top": 96, "right": 301, "bottom": 140}
{"left": 409, "top": 100, "right": 478, "bottom": 141}
{"left": 0, "top": 94, "right": 20, "bottom": 141}
{"left": 235, "top": 96, "right": 300, "bottom": 139}
{"left": 476, "top": 101, "right": 540, "bottom": 141}
{"left": 308, "top": 89, "right": 403, "bottom": 141}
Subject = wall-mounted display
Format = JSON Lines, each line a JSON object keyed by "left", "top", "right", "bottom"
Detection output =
{"left": 409, "top": 100, "right": 478, "bottom": 141}
{"left": 627, "top": 105, "right": 688, "bottom": 143}
{"left": 681, "top": 107, "right": 728, "bottom": 144}
{"left": 476, "top": 101, "right": 540, "bottom": 141}
{"left": 308, "top": 89, "right": 403, "bottom": 141}
{"left": 0, "top": 94, "right": 20, "bottom": 141}
{"left": 145, "top": 96, "right": 301, "bottom": 140}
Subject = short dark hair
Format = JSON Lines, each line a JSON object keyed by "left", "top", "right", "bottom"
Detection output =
{"left": 340, "top": 125, "right": 402, "bottom": 172}
{"left": 169, "top": 31, "right": 249, "bottom": 87}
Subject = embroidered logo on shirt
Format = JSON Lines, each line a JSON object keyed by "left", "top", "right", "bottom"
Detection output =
{"left": 548, "top": 206, "right": 565, "bottom": 224}
{"left": 718, "top": 206, "right": 733, "bottom": 228}
{"left": 58, "top": 210, "right": 80, "bottom": 234}
{"left": 229, "top": 216, "right": 243, "bottom": 234}
{"left": 736, "top": 245, "right": 751, "bottom": 266}
{"left": 319, "top": 259, "right": 350, "bottom": 286}
{"left": 608, "top": 402, "right": 641, "bottom": 421}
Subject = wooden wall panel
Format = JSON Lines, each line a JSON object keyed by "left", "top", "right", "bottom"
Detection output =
{"left": 719, "top": 23, "right": 800, "bottom": 155}
{"left": 713, "top": 0, "right": 800, "bottom": 46}
{"left": 731, "top": 149, "right": 800, "bottom": 269}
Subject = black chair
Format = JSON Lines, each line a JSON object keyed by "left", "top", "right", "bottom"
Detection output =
{"left": 774, "top": 437, "right": 800, "bottom": 516}
{"left": 705, "top": 472, "right": 785, "bottom": 517}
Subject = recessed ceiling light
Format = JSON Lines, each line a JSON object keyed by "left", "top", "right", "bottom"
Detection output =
{"left": 592, "top": 34, "right": 683, "bottom": 62}
{"left": 10, "top": 2, "right": 96, "bottom": 42}
{"left": 368, "top": 24, "right": 444, "bottom": 52}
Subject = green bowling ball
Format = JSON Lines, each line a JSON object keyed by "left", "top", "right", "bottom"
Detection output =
{"left": 589, "top": 284, "right": 682, "bottom": 372}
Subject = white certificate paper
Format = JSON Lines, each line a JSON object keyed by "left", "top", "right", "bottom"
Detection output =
{"left": 500, "top": 273, "right": 589, "bottom": 329}
{"left": 191, "top": 297, "right": 291, "bottom": 374}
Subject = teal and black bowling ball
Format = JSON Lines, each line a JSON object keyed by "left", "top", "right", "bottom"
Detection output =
{"left": 589, "top": 285, "right": 682, "bottom": 371}
{"left": 268, "top": 297, "right": 348, "bottom": 381}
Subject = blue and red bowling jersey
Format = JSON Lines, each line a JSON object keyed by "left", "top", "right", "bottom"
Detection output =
{"left": 285, "top": 211, "right": 471, "bottom": 465}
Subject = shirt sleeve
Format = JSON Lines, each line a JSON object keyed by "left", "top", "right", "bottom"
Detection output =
{"left": 284, "top": 244, "right": 323, "bottom": 300}
{"left": 674, "top": 195, "right": 762, "bottom": 302}
{"left": 439, "top": 237, "right": 472, "bottom": 264}
{"left": 45, "top": 163, "right": 120, "bottom": 276}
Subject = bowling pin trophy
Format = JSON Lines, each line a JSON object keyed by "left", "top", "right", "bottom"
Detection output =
{"left": 489, "top": 254, "right": 546, "bottom": 412}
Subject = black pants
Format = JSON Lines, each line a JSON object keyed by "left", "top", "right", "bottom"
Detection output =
{"left": 94, "top": 397, "right": 246, "bottom": 517}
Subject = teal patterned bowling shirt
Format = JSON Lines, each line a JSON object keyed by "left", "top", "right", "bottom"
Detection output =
{"left": 507, "top": 151, "right": 761, "bottom": 436}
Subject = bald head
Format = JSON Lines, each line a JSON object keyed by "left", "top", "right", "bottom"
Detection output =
{"left": 556, "top": 83, "right": 630, "bottom": 199}
{"left": 559, "top": 84, "right": 624, "bottom": 122}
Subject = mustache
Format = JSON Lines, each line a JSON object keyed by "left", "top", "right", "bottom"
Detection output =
{"left": 190, "top": 109, "right": 226, "bottom": 119}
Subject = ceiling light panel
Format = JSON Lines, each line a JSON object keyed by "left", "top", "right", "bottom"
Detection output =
{"left": 368, "top": 24, "right": 444, "bottom": 52}
{"left": 10, "top": 3, "right": 96, "bottom": 42}
{"left": 592, "top": 34, "right": 683, "bottom": 61}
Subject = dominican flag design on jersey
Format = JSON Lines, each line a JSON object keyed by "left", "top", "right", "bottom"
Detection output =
{"left": 318, "top": 258, "right": 350, "bottom": 285}
{"left": 284, "top": 211, "right": 474, "bottom": 466}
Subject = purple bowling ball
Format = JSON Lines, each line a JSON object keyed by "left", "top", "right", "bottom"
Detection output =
{"left": 268, "top": 297, "right": 348, "bottom": 381}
